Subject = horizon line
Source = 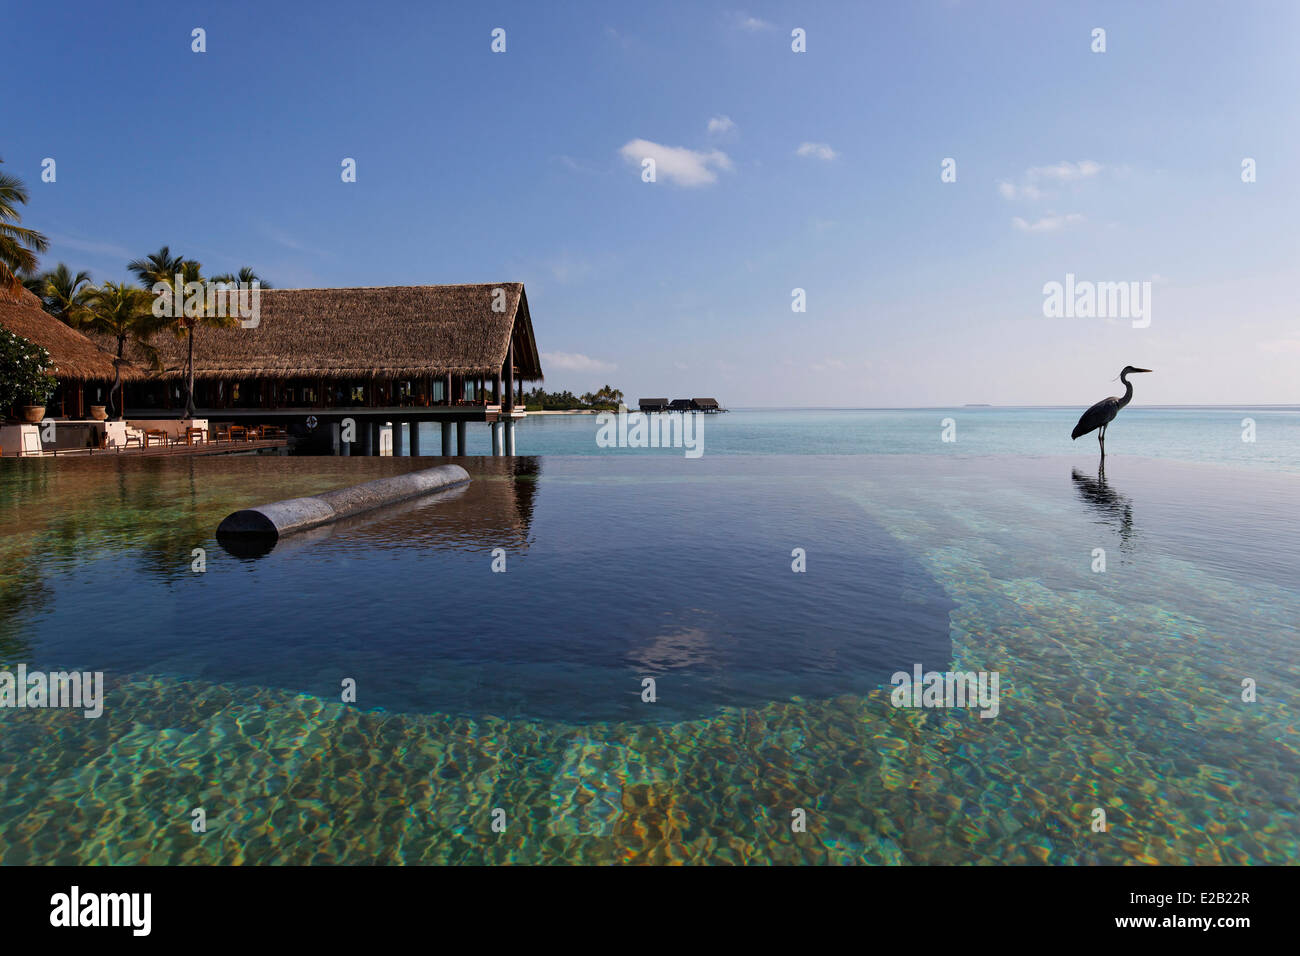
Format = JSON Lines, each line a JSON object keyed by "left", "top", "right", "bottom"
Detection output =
{"left": 719, "top": 404, "right": 1300, "bottom": 411}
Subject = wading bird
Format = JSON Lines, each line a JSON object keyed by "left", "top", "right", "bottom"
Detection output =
{"left": 1071, "top": 366, "right": 1152, "bottom": 457}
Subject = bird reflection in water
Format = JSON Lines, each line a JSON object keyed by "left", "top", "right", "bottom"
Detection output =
{"left": 1071, "top": 462, "right": 1137, "bottom": 556}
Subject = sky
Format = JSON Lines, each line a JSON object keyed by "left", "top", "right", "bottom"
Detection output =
{"left": 6, "top": 0, "right": 1299, "bottom": 406}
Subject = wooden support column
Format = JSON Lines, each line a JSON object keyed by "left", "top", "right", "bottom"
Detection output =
{"left": 441, "top": 421, "right": 453, "bottom": 456}
{"left": 504, "top": 341, "right": 514, "bottom": 412}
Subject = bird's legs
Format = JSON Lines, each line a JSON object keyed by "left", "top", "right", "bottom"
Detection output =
{"left": 1098, "top": 424, "right": 1106, "bottom": 459}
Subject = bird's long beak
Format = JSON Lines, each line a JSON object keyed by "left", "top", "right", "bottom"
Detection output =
{"left": 1132, "top": 368, "right": 1152, "bottom": 373}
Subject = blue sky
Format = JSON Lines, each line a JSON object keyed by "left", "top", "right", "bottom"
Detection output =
{"left": 8, "top": 0, "right": 1298, "bottom": 405}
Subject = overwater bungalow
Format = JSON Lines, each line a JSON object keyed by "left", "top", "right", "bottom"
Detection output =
{"left": 4, "top": 283, "right": 545, "bottom": 457}
{"left": 637, "top": 397, "right": 726, "bottom": 414}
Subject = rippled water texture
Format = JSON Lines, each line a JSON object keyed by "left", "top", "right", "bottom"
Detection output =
{"left": 1, "top": 451, "right": 1296, "bottom": 864}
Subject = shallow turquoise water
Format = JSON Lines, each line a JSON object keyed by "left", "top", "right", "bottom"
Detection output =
{"left": 0, "top": 448, "right": 1296, "bottom": 864}
{"left": 428, "top": 407, "right": 1300, "bottom": 473}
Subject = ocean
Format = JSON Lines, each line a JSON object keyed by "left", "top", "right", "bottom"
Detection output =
{"left": 431, "top": 406, "right": 1300, "bottom": 471}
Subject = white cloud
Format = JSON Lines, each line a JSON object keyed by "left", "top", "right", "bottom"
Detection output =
{"left": 707, "top": 115, "right": 736, "bottom": 135}
{"left": 542, "top": 351, "right": 617, "bottom": 372}
{"left": 1012, "top": 213, "right": 1084, "bottom": 233}
{"left": 997, "top": 181, "right": 1044, "bottom": 201}
{"left": 556, "top": 154, "right": 600, "bottom": 175}
{"left": 998, "top": 161, "right": 1102, "bottom": 201}
{"left": 810, "top": 358, "right": 847, "bottom": 372}
{"left": 619, "top": 139, "right": 733, "bottom": 187}
{"left": 796, "top": 142, "right": 838, "bottom": 161}
{"left": 733, "top": 14, "right": 774, "bottom": 31}
{"left": 1027, "top": 160, "right": 1102, "bottom": 182}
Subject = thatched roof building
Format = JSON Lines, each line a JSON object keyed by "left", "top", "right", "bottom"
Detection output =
{"left": 638, "top": 398, "right": 669, "bottom": 412}
{"left": 99, "top": 283, "right": 543, "bottom": 382}
{"left": 0, "top": 288, "right": 126, "bottom": 382}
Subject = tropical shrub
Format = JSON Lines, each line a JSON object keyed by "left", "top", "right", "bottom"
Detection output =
{"left": 0, "top": 329, "right": 57, "bottom": 412}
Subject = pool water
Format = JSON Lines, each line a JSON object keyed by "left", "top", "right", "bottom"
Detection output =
{"left": 0, "top": 452, "right": 1296, "bottom": 864}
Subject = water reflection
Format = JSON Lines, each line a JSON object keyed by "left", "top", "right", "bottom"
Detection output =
{"left": 4, "top": 455, "right": 954, "bottom": 721}
{"left": 216, "top": 457, "right": 542, "bottom": 559}
{"left": 1071, "top": 463, "right": 1137, "bottom": 554}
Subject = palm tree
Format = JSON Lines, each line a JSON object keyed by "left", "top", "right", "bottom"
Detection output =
{"left": 36, "top": 263, "right": 95, "bottom": 325}
{"left": 0, "top": 158, "right": 49, "bottom": 300}
{"left": 16, "top": 268, "right": 45, "bottom": 299}
{"left": 129, "top": 249, "right": 212, "bottom": 417}
{"left": 130, "top": 250, "right": 269, "bottom": 417}
{"left": 171, "top": 259, "right": 239, "bottom": 417}
{"left": 211, "top": 266, "right": 271, "bottom": 289}
{"left": 80, "top": 283, "right": 166, "bottom": 420}
{"left": 127, "top": 245, "right": 185, "bottom": 297}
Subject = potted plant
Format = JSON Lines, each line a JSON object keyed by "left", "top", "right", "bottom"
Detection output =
{"left": 1, "top": 330, "right": 57, "bottom": 423}
{"left": 18, "top": 357, "right": 56, "bottom": 423}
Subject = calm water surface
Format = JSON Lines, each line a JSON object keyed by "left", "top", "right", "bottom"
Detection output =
{"left": 0, "top": 417, "right": 1296, "bottom": 864}
{"left": 450, "top": 407, "right": 1300, "bottom": 472}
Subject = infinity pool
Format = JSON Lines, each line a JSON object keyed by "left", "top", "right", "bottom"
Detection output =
{"left": 1, "top": 454, "right": 1296, "bottom": 864}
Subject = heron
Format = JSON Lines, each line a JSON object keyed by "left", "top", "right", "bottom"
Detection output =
{"left": 1071, "top": 366, "right": 1152, "bottom": 458}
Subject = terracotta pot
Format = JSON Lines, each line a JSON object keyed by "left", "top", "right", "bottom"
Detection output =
{"left": 20, "top": 406, "right": 45, "bottom": 424}
{"left": 89, "top": 406, "right": 108, "bottom": 421}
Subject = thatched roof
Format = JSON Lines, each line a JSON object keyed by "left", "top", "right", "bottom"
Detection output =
{"left": 692, "top": 398, "right": 720, "bottom": 409}
{"left": 97, "top": 283, "right": 544, "bottom": 382}
{"left": 0, "top": 288, "right": 127, "bottom": 382}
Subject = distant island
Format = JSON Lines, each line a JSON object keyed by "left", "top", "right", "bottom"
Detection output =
{"left": 523, "top": 388, "right": 727, "bottom": 414}
{"left": 523, "top": 385, "right": 623, "bottom": 411}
